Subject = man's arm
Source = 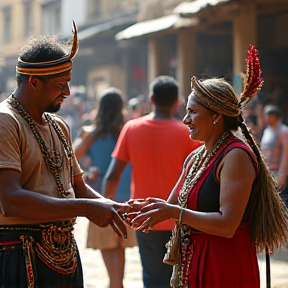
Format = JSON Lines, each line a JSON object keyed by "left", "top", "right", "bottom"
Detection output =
{"left": 0, "top": 168, "right": 128, "bottom": 237}
{"left": 102, "top": 158, "right": 128, "bottom": 199}
{"left": 73, "top": 174, "right": 104, "bottom": 199}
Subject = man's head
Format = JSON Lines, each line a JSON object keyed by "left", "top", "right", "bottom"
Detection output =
{"left": 16, "top": 20, "right": 78, "bottom": 83}
{"left": 14, "top": 21, "right": 78, "bottom": 114}
{"left": 16, "top": 35, "right": 70, "bottom": 84}
{"left": 264, "top": 104, "right": 282, "bottom": 126}
{"left": 149, "top": 75, "right": 178, "bottom": 107}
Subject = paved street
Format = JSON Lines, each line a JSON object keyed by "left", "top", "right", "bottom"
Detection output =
{"left": 74, "top": 217, "right": 288, "bottom": 288}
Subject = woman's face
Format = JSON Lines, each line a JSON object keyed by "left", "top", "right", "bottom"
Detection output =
{"left": 183, "top": 92, "right": 215, "bottom": 141}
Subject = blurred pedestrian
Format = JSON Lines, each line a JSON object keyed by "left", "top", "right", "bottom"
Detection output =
{"left": 102, "top": 76, "right": 201, "bottom": 288}
{"left": 74, "top": 87, "right": 137, "bottom": 288}
{"left": 260, "top": 104, "right": 288, "bottom": 207}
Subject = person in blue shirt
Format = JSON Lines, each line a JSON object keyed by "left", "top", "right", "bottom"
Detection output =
{"left": 75, "top": 88, "right": 136, "bottom": 288}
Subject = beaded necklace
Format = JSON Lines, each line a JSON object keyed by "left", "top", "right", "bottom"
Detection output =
{"left": 47, "top": 117, "right": 64, "bottom": 168}
{"left": 8, "top": 95, "right": 74, "bottom": 199}
{"left": 178, "top": 131, "right": 231, "bottom": 208}
{"left": 176, "top": 131, "right": 231, "bottom": 287}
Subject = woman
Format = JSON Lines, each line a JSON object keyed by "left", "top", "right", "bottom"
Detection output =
{"left": 128, "top": 46, "right": 288, "bottom": 288}
{"left": 75, "top": 88, "right": 137, "bottom": 288}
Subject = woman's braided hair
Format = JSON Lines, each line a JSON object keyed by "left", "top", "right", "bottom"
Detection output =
{"left": 192, "top": 45, "right": 288, "bottom": 252}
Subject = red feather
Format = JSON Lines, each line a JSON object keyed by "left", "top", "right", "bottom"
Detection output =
{"left": 239, "top": 44, "right": 264, "bottom": 107}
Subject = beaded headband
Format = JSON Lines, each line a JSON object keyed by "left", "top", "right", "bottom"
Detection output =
{"left": 191, "top": 44, "right": 264, "bottom": 117}
{"left": 16, "top": 20, "right": 78, "bottom": 76}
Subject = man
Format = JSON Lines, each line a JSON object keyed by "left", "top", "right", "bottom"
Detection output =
{"left": 260, "top": 104, "right": 288, "bottom": 207}
{"left": 102, "top": 75, "right": 201, "bottom": 288}
{"left": 0, "top": 22, "right": 128, "bottom": 288}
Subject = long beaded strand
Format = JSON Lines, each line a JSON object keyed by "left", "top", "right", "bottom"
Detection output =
{"left": 177, "top": 131, "right": 231, "bottom": 287}
{"left": 8, "top": 95, "right": 73, "bottom": 198}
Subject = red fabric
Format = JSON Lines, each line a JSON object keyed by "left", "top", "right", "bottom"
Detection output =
{"left": 187, "top": 136, "right": 258, "bottom": 210}
{"left": 189, "top": 224, "right": 260, "bottom": 288}
{"left": 178, "top": 136, "right": 260, "bottom": 287}
{"left": 112, "top": 115, "right": 202, "bottom": 230}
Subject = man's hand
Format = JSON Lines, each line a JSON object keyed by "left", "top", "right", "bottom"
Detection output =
{"left": 85, "top": 198, "right": 129, "bottom": 238}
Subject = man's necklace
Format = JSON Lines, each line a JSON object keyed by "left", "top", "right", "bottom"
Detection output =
{"left": 8, "top": 94, "right": 74, "bottom": 198}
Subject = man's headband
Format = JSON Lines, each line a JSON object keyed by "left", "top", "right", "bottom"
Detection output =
{"left": 16, "top": 20, "right": 78, "bottom": 76}
{"left": 191, "top": 45, "right": 264, "bottom": 117}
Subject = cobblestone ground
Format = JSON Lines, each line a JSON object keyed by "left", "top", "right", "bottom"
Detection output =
{"left": 74, "top": 217, "right": 288, "bottom": 288}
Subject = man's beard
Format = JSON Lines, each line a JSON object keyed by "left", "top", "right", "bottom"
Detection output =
{"left": 46, "top": 103, "right": 61, "bottom": 113}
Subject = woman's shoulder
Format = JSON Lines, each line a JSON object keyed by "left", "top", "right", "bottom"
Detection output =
{"left": 221, "top": 135, "right": 258, "bottom": 172}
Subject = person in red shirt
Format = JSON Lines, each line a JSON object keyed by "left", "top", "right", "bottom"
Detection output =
{"left": 102, "top": 75, "right": 201, "bottom": 288}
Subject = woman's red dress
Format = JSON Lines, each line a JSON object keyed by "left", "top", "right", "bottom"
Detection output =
{"left": 179, "top": 135, "right": 260, "bottom": 288}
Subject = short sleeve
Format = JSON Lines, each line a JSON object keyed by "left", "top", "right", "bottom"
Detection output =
{"left": 0, "top": 113, "right": 21, "bottom": 172}
{"left": 112, "top": 121, "right": 131, "bottom": 163}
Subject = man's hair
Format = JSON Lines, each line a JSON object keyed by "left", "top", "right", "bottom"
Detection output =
{"left": 19, "top": 35, "right": 69, "bottom": 63}
{"left": 16, "top": 35, "right": 69, "bottom": 83}
{"left": 150, "top": 75, "right": 178, "bottom": 107}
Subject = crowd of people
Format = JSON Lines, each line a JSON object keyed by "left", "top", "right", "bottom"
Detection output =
{"left": 0, "top": 21, "right": 287, "bottom": 288}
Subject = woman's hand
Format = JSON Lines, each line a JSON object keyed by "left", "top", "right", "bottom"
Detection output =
{"left": 126, "top": 198, "right": 151, "bottom": 210}
{"left": 129, "top": 197, "right": 178, "bottom": 232}
{"left": 124, "top": 198, "right": 150, "bottom": 225}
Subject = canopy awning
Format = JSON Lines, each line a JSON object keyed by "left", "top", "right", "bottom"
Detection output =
{"left": 77, "top": 14, "right": 137, "bottom": 41}
{"left": 173, "top": 0, "right": 231, "bottom": 15}
{"left": 115, "top": 14, "right": 199, "bottom": 41}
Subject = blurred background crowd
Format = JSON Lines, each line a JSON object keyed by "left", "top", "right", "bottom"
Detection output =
{"left": 0, "top": 1, "right": 288, "bottom": 287}
{"left": 1, "top": 0, "right": 288, "bottom": 140}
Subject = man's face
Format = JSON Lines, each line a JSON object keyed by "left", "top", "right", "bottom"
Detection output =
{"left": 38, "top": 71, "right": 72, "bottom": 113}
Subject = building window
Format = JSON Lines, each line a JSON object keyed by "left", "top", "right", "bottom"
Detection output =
{"left": 2, "top": 6, "right": 12, "bottom": 42}
{"left": 23, "top": 0, "right": 33, "bottom": 37}
{"left": 41, "top": 1, "right": 61, "bottom": 35}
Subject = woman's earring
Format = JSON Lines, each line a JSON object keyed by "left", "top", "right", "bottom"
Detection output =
{"left": 213, "top": 120, "right": 217, "bottom": 125}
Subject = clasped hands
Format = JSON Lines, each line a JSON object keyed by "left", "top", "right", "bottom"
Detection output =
{"left": 90, "top": 197, "right": 170, "bottom": 240}
{"left": 124, "top": 197, "right": 170, "bottom": 233}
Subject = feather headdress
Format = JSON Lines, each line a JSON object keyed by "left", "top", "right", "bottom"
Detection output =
{"left": 238, "top": 44, "right": 264, "bottom": 108}
{"left": 16, "top": 20, "right": 78, "bottom": 76}
{"left": 69, "top": 20, "right": 78, "bottom": 60}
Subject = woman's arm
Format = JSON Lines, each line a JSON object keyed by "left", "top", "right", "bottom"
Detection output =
{"left": 102, "top": 158, "right": 128, "bottom": 199}
{"left": 180, "top": 148, "right": 255, "bottom": 237}
{"left": 74, "top": 129, "right": 96, "bottom": 160}
{"left": 132, "top": 148, "right": 256, "bottom": 238}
